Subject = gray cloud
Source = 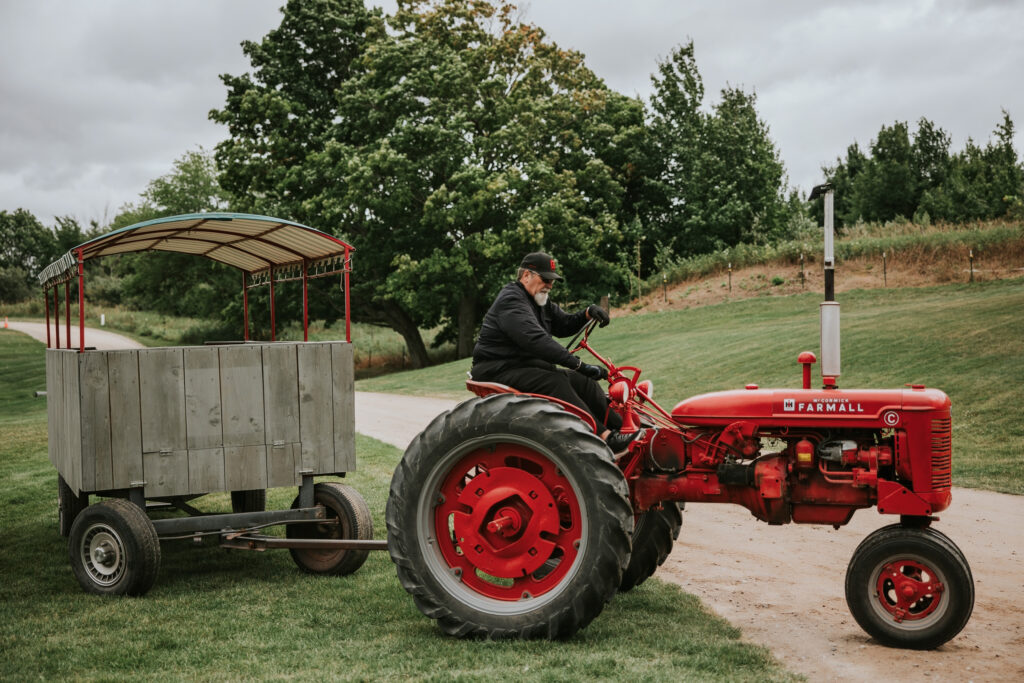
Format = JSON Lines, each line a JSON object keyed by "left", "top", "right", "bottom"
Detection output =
{"left": 1, "top": 0, "right": 1021, "bottom": 226}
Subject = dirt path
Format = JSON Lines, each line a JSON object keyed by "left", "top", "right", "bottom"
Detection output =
{"left": 353, "top": 391, "right": 1024, "bottom": 683}
{"left": 4, "top": 321, "right": 144, "bottom": 350}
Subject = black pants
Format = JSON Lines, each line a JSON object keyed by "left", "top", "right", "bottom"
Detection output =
{"left": 474, "top": 361, "right": 622, "bottom": 432}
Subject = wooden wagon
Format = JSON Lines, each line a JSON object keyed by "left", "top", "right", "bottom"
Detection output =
{"left": 37, "top": 213, "right": 384, "bottom": 595}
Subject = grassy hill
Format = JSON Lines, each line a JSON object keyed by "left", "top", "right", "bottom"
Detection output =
{"left": 359, "top": 277, "right": 1024, "bottom": 495}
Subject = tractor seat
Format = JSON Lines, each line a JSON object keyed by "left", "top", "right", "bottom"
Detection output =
{"left": 464, "top": 376, "right": 597, "bottom": 432}
{"left": 465, "top": 378, "right": 518, "bottom": 398}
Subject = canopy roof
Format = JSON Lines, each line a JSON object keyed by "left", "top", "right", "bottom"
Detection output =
{"left": 37, "top": 213, "right": 354, "bottom": 289}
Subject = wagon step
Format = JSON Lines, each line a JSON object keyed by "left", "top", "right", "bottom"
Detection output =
{"left": 220, "top": 533, "right": 388, "bottom": 552}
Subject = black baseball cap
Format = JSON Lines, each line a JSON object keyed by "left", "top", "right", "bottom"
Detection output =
{"left": 520, "top": 252, "right": 563, "bottom": 280}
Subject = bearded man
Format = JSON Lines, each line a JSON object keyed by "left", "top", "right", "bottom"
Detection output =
{"left": 470, "top": 251, "right": 639, "bottom": 453}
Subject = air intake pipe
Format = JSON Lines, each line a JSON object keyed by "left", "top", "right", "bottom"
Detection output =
{"left": 810, "top": 183, "right": 840, "bottom": 386}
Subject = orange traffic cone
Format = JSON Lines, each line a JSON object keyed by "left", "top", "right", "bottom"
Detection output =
{"left": 2, "top": 316, "right": 7, "bottom": 329}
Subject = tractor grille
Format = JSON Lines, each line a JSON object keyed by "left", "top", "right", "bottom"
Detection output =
{"left": 930, "top": 417, "right": 952, "bottom": 490}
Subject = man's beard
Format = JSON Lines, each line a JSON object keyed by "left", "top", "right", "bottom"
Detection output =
{"left": 533, "top": 291, "right": 549, "bottom": 306}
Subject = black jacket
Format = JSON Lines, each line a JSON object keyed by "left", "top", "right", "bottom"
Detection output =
{"left": 472, "top": 281, "right": 587, "bottom": 376}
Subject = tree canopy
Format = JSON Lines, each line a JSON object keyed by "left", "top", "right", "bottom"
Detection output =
{"left": 646, "top": 41, "right": 793, "bottom": 258}
{"left": 212, "top": 0, "right": 645, "bottom": 365}
{"left": 821, "top": 111, "right": 1023, "bottom": 227}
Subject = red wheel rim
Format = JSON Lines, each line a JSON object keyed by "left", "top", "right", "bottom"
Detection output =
{"left": 875, "top": 558, "right": 944, "bottom": 622}
{"left": 433, "top": 443, "right": 583, "bottom": 600}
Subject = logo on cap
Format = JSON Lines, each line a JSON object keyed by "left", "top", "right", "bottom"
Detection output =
{"left": 550, "top": 259, "right": 557, "bottom": 271}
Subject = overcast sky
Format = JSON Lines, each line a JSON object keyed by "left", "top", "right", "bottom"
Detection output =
{"left": 2, "top": 0, "right": 1022, "bottom": 228}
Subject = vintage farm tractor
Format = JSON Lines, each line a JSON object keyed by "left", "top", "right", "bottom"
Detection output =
{"left": 386, "top": 185, "right": 974, "bottom": 649}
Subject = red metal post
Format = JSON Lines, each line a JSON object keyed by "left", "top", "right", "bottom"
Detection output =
{"left": 44, "top": 287, "right": 51, "bottom": 348}
{"left": 302, "top": 259, "right": 309, "bottom": 342}
{"left": 344, "top": 247, "right": 351, "bottom": 343}
{"left": 53, "top": 288, "right": 60, "bottom": 349}
{"left": 269, "top": 267, "right": 276, "bottom": 342}
{"left": 64, "top": 281, "right": 71, "bottom": 348}
{"left": 77, "top": 249, "right": 85, "bottom": 352}
{"left": 242, "top": 271, "right": 249, "bottom": 342}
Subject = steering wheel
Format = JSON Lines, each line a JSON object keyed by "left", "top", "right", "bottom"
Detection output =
{"left": 565, "top": 318, "right": 599, "bottom": 353}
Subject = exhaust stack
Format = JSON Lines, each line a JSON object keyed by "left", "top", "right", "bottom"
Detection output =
{"left": 810, "top": 183, "right": 840, "bottom": 384}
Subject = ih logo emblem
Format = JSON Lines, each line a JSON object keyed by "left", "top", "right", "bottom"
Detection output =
{"left": 784, "top": 399, "right": 795, "bottom": 411}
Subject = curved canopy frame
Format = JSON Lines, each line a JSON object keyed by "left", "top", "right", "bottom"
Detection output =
{"left": 36, "top": 213, "right": 355, "bottom": 351}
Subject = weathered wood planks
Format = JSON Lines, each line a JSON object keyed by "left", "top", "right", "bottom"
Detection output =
{"left": 45, "top": 341, "right": 356, "bottom": 498}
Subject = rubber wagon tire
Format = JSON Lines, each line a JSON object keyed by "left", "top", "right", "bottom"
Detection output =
{"left": 231, "top": 489, "right": 266, "bottom": 514}
{"left": 68, "top": 499, "right": 161, "bottom": 596}
{"left": 287, "top": 482, "right": 373, "bottom": 576}
{"left": 619, "top": 503, "right": 683, "bottom": 592}
{"left": 386, "top": 394, "right": 633, "bottom": 639}
{"left": 845, "top": 523, "right": 974, "bottom": 649}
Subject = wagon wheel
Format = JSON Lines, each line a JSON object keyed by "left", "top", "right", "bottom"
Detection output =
{"left": 845, "top": 523, "right": 974, "bottom": 649}
{"left": 287, "top": 483, "right": 373, "bottom": 576}
{"left": 386, "top": 395, "right": 633, "bottom": 639}
{"left": 230, "top": 489, "right": 266, "bottom": 514}
{"left": 68, "top": 499, "right": 161, "bottom": 596}
{"left": 619, "top": 502, "right": 683, "bottom": 592}
{"left": 58, "top": 475, "right": 88, "bottom": 538}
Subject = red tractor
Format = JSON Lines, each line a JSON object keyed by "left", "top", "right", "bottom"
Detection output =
{"left": 385, "top": 186, "right": 974, "bottom": 648}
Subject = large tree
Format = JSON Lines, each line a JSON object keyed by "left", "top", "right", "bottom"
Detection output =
{"left": 824, "top": 112, "right": 1022, "bottom": 226}
{"left": 111, "top": 148, "right": 238, "bottom": 321}
{"left": 213, "top": 0, "right": 643, "bottom": 365}
{"left": 0, "top": 209, "right": 55, "bottom": 303}
{"left": 646, "top": 41, "right": 789, "bottom": 256}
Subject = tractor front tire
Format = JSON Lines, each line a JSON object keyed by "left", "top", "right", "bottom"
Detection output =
{"left": 619, "top": 503, "right": 683, "bottom": 592}
{"left": 845, "top": 523, "right": 974, "bottom": 649}
{"left": 386, "top": 395, "right": 633, "bottom": 639}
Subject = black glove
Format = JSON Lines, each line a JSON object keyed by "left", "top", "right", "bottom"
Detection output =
{"left": 587, "top": 304, "right": 610, "bottom": 327}
{"left": 578, "top": 362, "right": 609, "bottom": 381}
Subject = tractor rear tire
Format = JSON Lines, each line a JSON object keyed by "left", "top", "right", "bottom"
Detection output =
{"left": 387, "top": 395, "right": 633, "bottom": 639}
{"left": 287, "top": 482, "right": 373, "bottom": 576}
{"left": 845, "top": 523, "right": 974, "bottom": 649}
{"left": 68, "top": 499, "right": 161, "bottom": 596}
{"left": 619, "top": 503, "right": 683, "bottom": 592}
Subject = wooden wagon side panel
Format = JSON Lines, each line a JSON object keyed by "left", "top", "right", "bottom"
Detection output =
{"left": 297, "top": 343, "right": 335, "bottom": 475}
{"left": 262, "top": 344, "right": 301, "bottom": 488}
{"left": 332, "top": 343, "right": 356, "bottom": 472}
{"left": 46, "top": 350, "right": 81, "bottom": 492}
{"left": 107, "top": 350, "right": 143, "bottom": 490}
{"left": 61, "top": 352, "right": 83, "bottom": 493}
{"left": 45, "top": 351, "right": 62, "bottom": 474}
{"left": 139, "top": 348, "right": 188, "bottom": 496}
{"left": 220, "top": 345, "right": 268, "bottom": 490}
{"left": 183, "top": 347, "right": 225, "bottom": 493}
{"left": 78, "top": 352, "right": 111, "bottom": 492}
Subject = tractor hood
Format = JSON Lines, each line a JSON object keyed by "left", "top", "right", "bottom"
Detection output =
{"left": 671, "top": 386, "right": 949, "bottom": 427}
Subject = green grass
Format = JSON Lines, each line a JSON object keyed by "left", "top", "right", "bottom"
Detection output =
{"left": 0, "top": 331, "right": 796, "bottom": 681}
{"left": 360, "top": 278, "right": 1024, "bottom": 494}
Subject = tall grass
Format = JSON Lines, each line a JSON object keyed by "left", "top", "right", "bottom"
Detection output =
{"left": 652, "top": 220, "right": 1024, "bottom": 293}
{"left": 359, "top": 278, "right": 1024, "bottom": 495}
{"left": 0, "top": 330, "right": 795, "bottom": 681}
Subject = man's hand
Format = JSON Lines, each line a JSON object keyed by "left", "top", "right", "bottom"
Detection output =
{"left": 586, "top": 304, "right": 610, "bottom": 327}
{"left": 578, "top": 362, "right": 609, "bottom": 381}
